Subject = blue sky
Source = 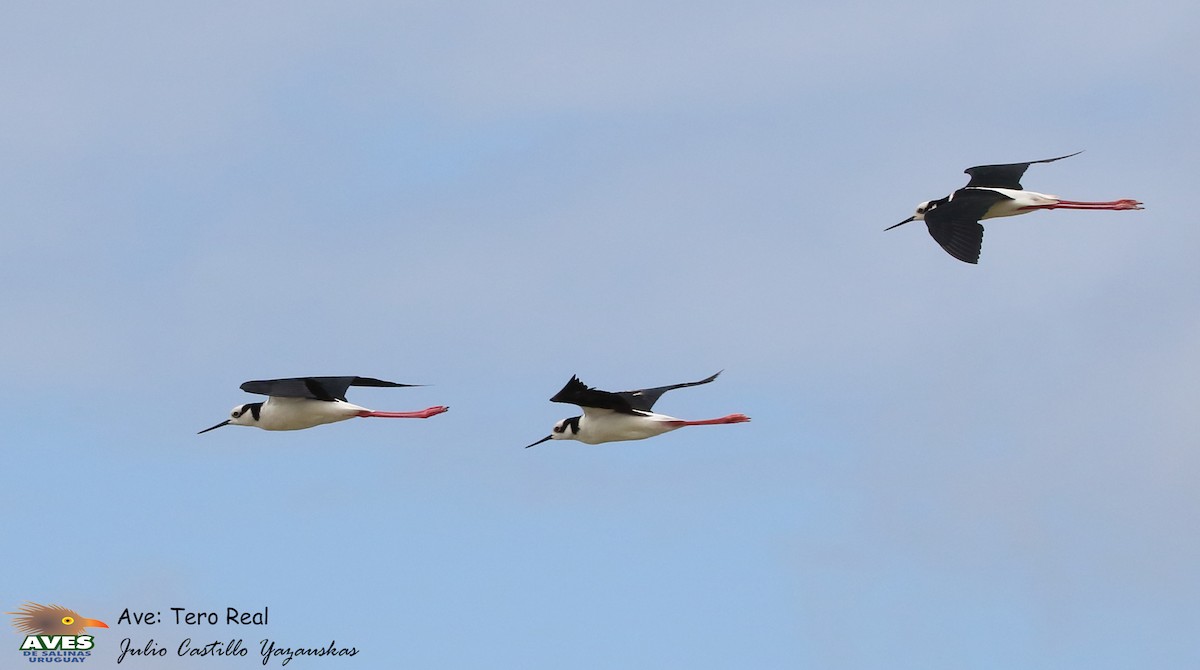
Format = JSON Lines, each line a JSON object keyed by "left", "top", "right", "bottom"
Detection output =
{"left": 2, "top": 1, "right": 1198, "bottom": 668}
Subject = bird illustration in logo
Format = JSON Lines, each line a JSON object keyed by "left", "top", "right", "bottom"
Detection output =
{"left": 8, "top": 603, "right": 109, "bottom": 636}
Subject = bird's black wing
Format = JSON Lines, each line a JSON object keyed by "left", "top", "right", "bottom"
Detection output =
{"left": 923, "top": 190, "right": 997, "bottom": 264}
{"left": 240, "top": 376, "right": 417, "bottom": 401}
{"left": 963, "top": 151, "right": 1082, "bottom": 189}
{"left": 615, "top": 371, "right": 722, "bottom": 412}
{"left": 925, "top": 219, "right": 983, "bottom": 264}
{"left": 549, "top": 372, "right": 722, "bottom": 413}
{"left": 549, "top": 376, "right": 634, "bottom": 413}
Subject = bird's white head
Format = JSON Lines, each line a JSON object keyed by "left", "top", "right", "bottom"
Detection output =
{"left": 198, "top": 402, "right": 263, "bottom": 434}
{"left": 885, "top": 200, "right": 934, "bottom": 231}
{"left": 911, "top": 200, "right": 932, "bottom": 221}
{"left": 524, "top": 416, "right": 581, "bottom": 448}
{"left": 227, "top": 403, "right": 262, "bottom": 427}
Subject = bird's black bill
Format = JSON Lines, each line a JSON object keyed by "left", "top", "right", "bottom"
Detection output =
{"left": 197, "top": 420, "right": 230, "bottom": 435}
{"left": 525, "top": 435, "right": 553, "bottom": 449}
{"left": 885, "top": 216, "right": 916, "bottom": 231}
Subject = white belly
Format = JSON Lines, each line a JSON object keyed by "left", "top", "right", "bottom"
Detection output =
{"left": 258, "top": 397, "right": 366, "bottom": 431}
{"left": 576, "top": 411, "right": 682, "bottom": 444}
{"left": 971, "top": 187, "right": 1060, "bottom": 219}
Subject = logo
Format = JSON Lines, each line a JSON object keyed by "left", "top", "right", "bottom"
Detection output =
{"left": 9, "top": 602, "right": 108, "bottom": 663}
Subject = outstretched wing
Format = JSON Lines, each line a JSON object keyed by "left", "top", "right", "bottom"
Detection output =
{"left": 550, "top": 372, "right": 722, "bottom": 413}
{"left": 963, "top": 151, "right": 1081, "bottom": 190}
{"left": 925, "top": 219, "right": 984, "bottom": 264}
{"left": 240, "top": 376, "right": 417, "bottom": 401}
{"left": 922, "top": 189, "right": 1000, "bottom": 264}
{"left": 549, "top": 376, "right": 633, "bottom": 412}
{"left": 616, "top": 371, "right": 722, "bottom": 412}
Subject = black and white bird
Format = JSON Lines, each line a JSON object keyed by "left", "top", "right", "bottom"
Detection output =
{"left": 525, "top": 371, "right": 750, "bottom": 447}
{"left": 887, "top": 152, "right": 1143, "bottom": 263}
{"left": 199, "top": 376, "right": 449, "bottom": 433}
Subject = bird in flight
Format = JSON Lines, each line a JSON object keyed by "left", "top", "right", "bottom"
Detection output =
{"left": 887, "top": 152, "right": 1143, "bottom": 263}
{"left": 199, "top": 376, "right": 448, "bottom": 433}
{"left": 525, "top": 371, "right": 750, "bottom": 447}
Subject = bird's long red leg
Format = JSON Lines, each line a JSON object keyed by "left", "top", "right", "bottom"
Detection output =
{"left": 358, "top": 406, "right": 449, "bottom": 419}
{"left": 1023, "top": 198, "right": 1143, "bottom": 211}
{"left": 667, "top": 413, "right": 751, "bottom": 427}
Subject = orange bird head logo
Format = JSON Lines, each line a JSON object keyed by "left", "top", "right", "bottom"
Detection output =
{"left": 8, "top": 603, "right": 109, "bottom": 636}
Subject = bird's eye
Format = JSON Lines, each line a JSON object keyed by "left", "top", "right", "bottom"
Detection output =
{"left": 917, "top": 206, "right": 926, "bottom": 213}
{"left": 231, "top": 410, "right": 241, "bottom": 418}
{"left": 552, "top": 424, "right": 563, "bottom": 434}
{"left": 61, "top": 616, "right": 74, "bottom": 626}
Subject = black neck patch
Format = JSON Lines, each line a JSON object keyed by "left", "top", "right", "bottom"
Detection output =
{"left": 245, "top": 402, "right": 263, "bottom": 421}
{"left": 564, "top": 416, "right": 581, "bottom": 435}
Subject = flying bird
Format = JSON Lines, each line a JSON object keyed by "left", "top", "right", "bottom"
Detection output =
{"left": 199, "top": 376, "right": 448, "bottom": 433}
{"left": 525, "top": 371, "right": 750, "bottom": 447}
{"left": 886, "top": 151, "right": 1143, "bottom": 263}
{"left": 8, "top": 603, "right": 109, "bottom": 636}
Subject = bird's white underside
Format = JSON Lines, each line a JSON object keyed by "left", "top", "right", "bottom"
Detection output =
{"left": 964, "top": 187, "right": 1061, "bottom": 219}
{"left": 240, "top": 397, "right": 370, "bottom": 431}
{"left": 570, "top": 407, "right": 684, "bottom": 444}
